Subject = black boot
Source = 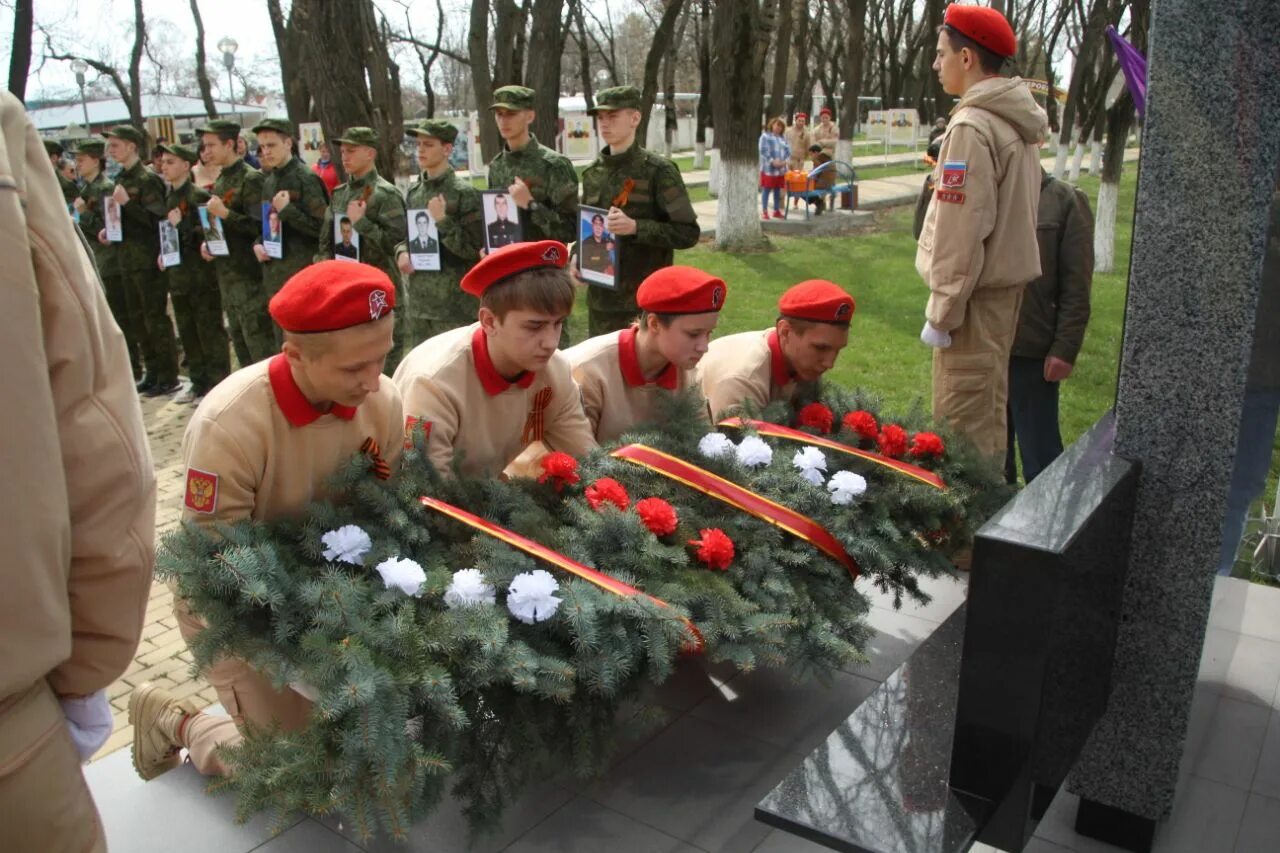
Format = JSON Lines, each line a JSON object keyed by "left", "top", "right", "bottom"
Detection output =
{"left": 136, "top": 375, "right": 156, "bottom": 393}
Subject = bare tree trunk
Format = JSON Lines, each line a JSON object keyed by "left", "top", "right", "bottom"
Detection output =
{"left": 694, "top": 0, "right": 712, "bottom": 169}
{"left": 836, "top": 0, "right": 867, "bottom": 163}
{"left": 711, "top": 0, "right": 777, "bottom": 250}
{"left": 1056, "top": 0, "right": 1109, "bottom": 171}
{"left": 1095, "top": 89, "right": 1134, "bottom": 272}
{"left": 267, "top": 0, "right": 312, "bottom": 124}
{"left": 766, "top": 0, "right": 794, "bottom": 118}
{"left": 791, "top": 0, "right": 812, "bottom": 117}
{"left": 127, "top": 0, "right": 146, "bottom": 131}
{"left": 7, "top": 0, "right": 33, "bottom": 104}
{"left": 662, "top": 8, "right": 688, "bottom": 156}
{"left": 571, "top": 0, "right": 596, "bottom": 112}
{"left": 526, "top": 0, "right": 566, "bottom": 145}
{"left": 189, "top": 0, "right": 219, "bottom": 118}
{"left": 469, "top": 0, "right": 501, "bottom": 164}
{"left": 493, "top": 0, "right": 523, "bottom": 87}
{"left": 638, "top": 0, "right": 689, "bottom": 146}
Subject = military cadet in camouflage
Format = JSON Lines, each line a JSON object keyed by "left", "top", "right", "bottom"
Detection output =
{"left": 73, "top": 138, "right": 143, "bottom": 377}
{"left": 198, "top": 118, "right": 275, "bottom": 367}
{"left": 45, "top": 139, "right": 78, "bottom": 204}
{"left": 317, "top": 126, "right": 409, "bottom": 366}
{"left": 580, "top": 86, "right": 700, "bottom": 336}
{"left": 156, "top": 143, "right": 231, "bottom": 403}
{"left": 395, "top": 119, "right": 484, "bottom": 342}
{"left": 101, "top": 125, "right": 180, "bottom": 396}
{"left": 486, "top": 85, "right": 579, "bottom": 246}
{"left": 251, "top": 118, "right": 329, "bottom": 316}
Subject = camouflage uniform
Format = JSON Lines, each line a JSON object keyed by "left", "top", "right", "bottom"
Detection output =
{"left": 45, "top": 139, "right": 78, "bottom": 204}
{"left": 253, "top": 119, "right": 329, "bottom": 302}
{"left": 159, "top": 144, "right": 230, "bottom": 394}
{"left": 399, "top": 120, "right": 484, "bottom": 342}
{"left": 317, "top": 127, "right": 408, "bottom": 365}
{"left": 74, "top": 141, "right": 143, "bottom": 376}
{"left": 486, "top": 86, "right": 580, "bottom": 245}
{"left": 105, "top": 126, "right": 179, "bottom": 388}
{"left": 200, "top": 119, "right": 274, "bottom": 366}
{"left": 580, "top": 87, "right": 700, "bottom": 336}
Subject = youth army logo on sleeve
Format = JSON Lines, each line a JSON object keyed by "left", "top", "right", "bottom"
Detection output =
{"left": 404, "top": 415, "right": 433, "bottom": 450}
{"left": 184, "top": 468, "right": 219, "bottom": 514}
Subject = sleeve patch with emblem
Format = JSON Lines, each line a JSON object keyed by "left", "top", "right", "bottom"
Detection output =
{"left": 937, "top": 189, "right": 966, "bottom": 205}
{"left": 184, "top": 467, "right": 219, "bottom": 514}
{"left": 404, "top": 414, "right": 434, "bottom": 449}
{"left": 941, "top": 161, "right": 968, "bottom": 188}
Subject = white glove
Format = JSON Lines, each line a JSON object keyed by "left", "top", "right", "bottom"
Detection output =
{"left": 920, "top": 321, "right": 953, "bottom": 348}
{"left": 60, "top": 690, "right": 113, "bottom": 762}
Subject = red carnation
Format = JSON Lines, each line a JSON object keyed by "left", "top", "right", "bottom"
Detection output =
{"left": 842, "top": 410, "right": 879, "bottom": 441}
{"left": 909, "top": 431, "right": 946, "bottom": 459}
{"left": 797, "top": 402, "right": 835, "bottom": 434}
{"left": 635, "top": 497, "right": 679, "bottom": 537}
{"left": 584, "top": 477, "right": 630, "bottom": 511}
{"left": 537, "top": 451, "right": 580, "bottom": 490}
{"left": 877, "top": 424, "right": 908, "bottom": 458}
{"left": 689, "top": 528, "right": 735, "bottom": 570}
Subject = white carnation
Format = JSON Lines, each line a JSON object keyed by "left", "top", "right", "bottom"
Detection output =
{"left": 506, "top": 569, "right": 562, "bottom": 625}
{"left": 321, "top": 525, "right": 372, "bottom": 565}
{"left": 698, "top": 432, "right": 735, "bottom": 459}
{"left": 444, "top": 568, "right": 496, "bottom": 609}
{"left": 735, "top": 435, "right": 773, "bottom": 468}
{"left": 374, "top": 556, "right": 427, "bottom": 597}
{"left": 792, "top": 446, "right": 828, "bottom": 486}
{"left": 828, "top": 471, "right": 869, "bottom": 505}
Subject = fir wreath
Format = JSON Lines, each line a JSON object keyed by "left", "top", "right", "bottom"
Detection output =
{"left": 158, "top": 387, "right": 1008, "bottom": 841}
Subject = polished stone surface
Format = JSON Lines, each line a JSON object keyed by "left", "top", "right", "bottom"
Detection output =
{"left": 1070, "top": 0, "right": 1280, "bottom": 833}
{"left": 755, "top": 606, "right": 982, "bottom": 853}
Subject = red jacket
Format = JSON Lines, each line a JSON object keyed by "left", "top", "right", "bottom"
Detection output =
{"left": 312, "top": 159, "right": 339, "bottom": 193}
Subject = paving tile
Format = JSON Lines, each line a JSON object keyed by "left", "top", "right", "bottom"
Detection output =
{"left": 839, "top": 605, "right": 939, "bottom": 682}
{"left": 250, "top": 818, "right": 365, "bottom": 852}
{"left": 1238, "top": 583, "right": 1280, "bottom": 644}
{"left": 1250, "top": 709, "right": 1280, "bottom": 799}
{"left": 1190, "top": 697, "right": 1270, "bottom": 790}
{"left": 587, "top": 715, "right": 798, "bottom": 852}
{"left": 503, "top": 796, "right": 702, "bottom": 853}
{"left": 1152, "top": 776, "right": 1248, "bottom": 853}
{"left": 751, "top": 828, "right": 840, "bottom": 852}
{"left": 1234, "top": 793, "right": 1280, "bottom": 853}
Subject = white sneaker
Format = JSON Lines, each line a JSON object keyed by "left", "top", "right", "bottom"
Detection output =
{"left": 172, "top": 386, "right": 199, "bottom": 404}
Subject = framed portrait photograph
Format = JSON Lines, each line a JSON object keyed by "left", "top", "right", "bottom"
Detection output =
{"left": 333, "top": 215, "right": 361, "bottom": 263}
{"left": 103, "top": 195, "right": 123, "bottom": 242}
{"left": 406, "top": 208, "right": 441, "bottom": 271}
{"left": 262, "top": 201, "right": 283, "bottom": 259}
{"left": 481, "top": 190, "right": 522, "bottom": 252}
{"left": 198, "top": 205, "right": 229, "bottom": 256}
{"left": 577, "top": 205, "right": 617, "bottom": 289}
{"left": 298, "top": 122, "right": 323, "bottom": 166}
{"left": 159, "top": 221, "right": 181, "bottom": 268}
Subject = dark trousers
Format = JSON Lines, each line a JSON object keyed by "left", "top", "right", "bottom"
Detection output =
{"left": 1005, "top": 356, "right": 1064, "bottom": 484}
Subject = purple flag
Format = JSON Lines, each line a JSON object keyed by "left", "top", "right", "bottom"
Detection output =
{"left": 1106, "top": 25, "right": 1147, "bottom": 118}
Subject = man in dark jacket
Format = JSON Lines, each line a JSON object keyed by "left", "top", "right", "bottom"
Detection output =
{"left": 1005, "top": 169, "right": 1094, "bottom": 482}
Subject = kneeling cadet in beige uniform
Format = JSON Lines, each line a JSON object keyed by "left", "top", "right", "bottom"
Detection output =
{"left": 567, "top": 266, "right": 726, "bottom": 442}
{"left": 394, "top": 240, "right": 597, "bottom": 477}
{"left": 916, "top": 4, "right": 1047, "bottom": 461}
{"left": 698, "top": 280, "right": 856, "bottom": 420}
{"left": 128, "top": 261, "right": 404, "bottom": 780}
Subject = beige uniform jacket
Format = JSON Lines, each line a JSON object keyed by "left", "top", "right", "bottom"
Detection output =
{"left": 1, "top": 91, "right": 155, "bottom": 760}
{"left": 697, "top": 329, "right": 809, "bottom": 420}
{"left": 566, "top": 327, "right": 705, "bottom": 443}
{"left": 181, "top": 356, "right": 403, "bottom": 525}
{"left": 784, "top": 126, "right": 812, "bottom": 169}
{"left": 916, "top": 77, "right": 1048, "bottom": 332}
{"left": 394, "top": 324, "right": 597, "bottom": 478}
{"left": 811, "top": 122, "right": 839, "bottom": 156}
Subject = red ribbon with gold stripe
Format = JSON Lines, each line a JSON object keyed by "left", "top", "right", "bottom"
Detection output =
{"left": 419, "top": 496, "right": 703, "bottom": 652}
{"left": 611, "top": 444, "right": 859, "bottom": 581}
{"left": 718, "top": 418, "right": 947, "bottom": 490}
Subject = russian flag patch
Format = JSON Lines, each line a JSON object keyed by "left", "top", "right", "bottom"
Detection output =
{"left": 941, "top": 161, "right": 968, "bottom": 189}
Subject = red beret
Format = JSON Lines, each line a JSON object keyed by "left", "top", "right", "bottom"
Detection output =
{"left": 637, "top": 266, "right": 727, "bottom": 315}
{"left": 818, "top": 107, "right": 833, "bottom": 116}
{"left": 944, "top": 3, "right": 1017, "bottom": 58}
{"left": 779, "top": 279, "right": 855, "bottom": 324}
{"left": 268, "top": 261, "right": 396, "bottom": 333}
{"left": 460, "top": 240, "right": 568, "bottom": 297}
{"left": 794, "top": 112, "right": 808, "bottom": 120}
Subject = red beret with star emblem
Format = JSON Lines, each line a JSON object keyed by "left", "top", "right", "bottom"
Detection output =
{"left": 944, "top": 3, "right": 1017, "bottom": 59}
{"left": 460, "top": 240, "right": 569, "bottom": 297}
{"left": 778, "top": 279, "right": 855, "bottom": 324}
{"left": 637, "top": 266, "right": 728, "bottom": 315}
{"left": 268, "top": 260, "right": 396, "bottom": 333}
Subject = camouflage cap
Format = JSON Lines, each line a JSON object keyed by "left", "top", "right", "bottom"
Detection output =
{"left": 74, "top": 139, "right": 106, "bottom": 158}
{"left": 156, "top": 142, "right": 199, "bottom": 164}
{"left": 195, "top": 118, "right": 241, "bottom": 137}
{"left": 589, "top": 85, "right": 642, "bottom": 113}
{"left": 408, "top": 119, "right": 458, "bottom": 144}
{"left": 103, "top": 125, "right": 147, "bottom": 147}
{"left": 334, "top": 127, "right": 379, "bottom": 148}
{"left": 43, "top": 139, "right": 64, "bottom": 156}
{"left": 252, "top": 117, "right": 296, "bottom": 137}
{"left": 489, "top": 85, "right": 536, "bottom": 111}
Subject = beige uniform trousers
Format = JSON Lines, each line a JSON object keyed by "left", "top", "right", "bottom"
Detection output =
{"left": 174, "top": 597, "right": 312, "bottom": 776}
{"left": 931, "top": 285, "right": 1024, "bottom": 461}
{"left": 0, "top": 681, "right": 107, "bottom": 853}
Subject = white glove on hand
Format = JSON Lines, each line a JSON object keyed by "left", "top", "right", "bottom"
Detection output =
{"left": 60, "top": 690, "right": 114, "bottom": 762}
{"left": 920, "top": 322, "right": 953, "bottom": 349}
